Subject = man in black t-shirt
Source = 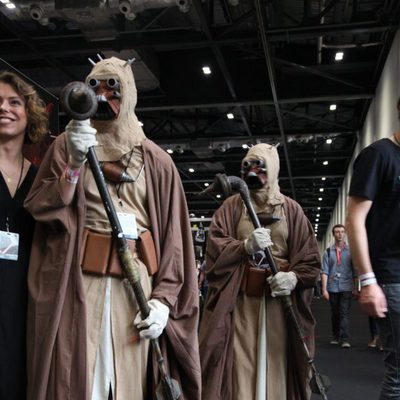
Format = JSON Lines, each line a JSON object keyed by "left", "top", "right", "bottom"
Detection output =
{"left": 347, "top": 101, "right": 400, "bottom": 399}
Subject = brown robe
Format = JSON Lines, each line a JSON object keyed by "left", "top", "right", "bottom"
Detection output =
{"left": 24, "top": 135, "right": 201, "bottom": 400}
{"left": 199, "top": 194, "right": 321, "bottom": 400}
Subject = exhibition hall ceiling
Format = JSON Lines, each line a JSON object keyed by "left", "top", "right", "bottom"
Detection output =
{"left": 1, "top": 0, "right": 399, "bottom": 237}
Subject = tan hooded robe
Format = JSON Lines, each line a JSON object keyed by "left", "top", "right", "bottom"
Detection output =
{"left": 25, "top": 57, "right": 201, "bottom": 400}
{"left": 199, "top": 144, "right": 321, "bottom": 400}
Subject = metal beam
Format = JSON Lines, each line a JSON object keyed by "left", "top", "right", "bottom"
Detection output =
{"left": 0, "top": 22, "right": 394, "bottom": 56}
{"left": 253, "top": 0, "right": 296, "bottom": 198}
{"left": 281, "top": 109, "right": 354, "bottom": 130}
{"left": 317, "top": 0, "right": 341, "bottom": 19}
{"left": 182, "top": 175, "right": 344, "bottom": 183}
{"left": 273, "top": 57, "right": 367, "bottom": 90}
{"left": 149, "top": 130, "right": 354, "bottom": 141}
{"left": 136, "top": 93, "right": 373, "bottom": 111}
{"left": 191, "top": 0, "right": 253, "bottom": 137}
{"left": 0, "top": 11, "right": 77, "bottom": 80}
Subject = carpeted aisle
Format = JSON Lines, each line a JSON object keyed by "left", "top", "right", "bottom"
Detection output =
{"left": 310, "top": 297, "right": 384, "bottom": 400}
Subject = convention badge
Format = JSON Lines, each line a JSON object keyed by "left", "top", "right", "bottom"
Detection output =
{"left": 251, "top": 250, "right": 269, "bottom": 270}
{"left": 0, "top": 230, "right": 19, "bottom": 261}
{"left": 117, "top": 212, "right": 138, "bottom": 239}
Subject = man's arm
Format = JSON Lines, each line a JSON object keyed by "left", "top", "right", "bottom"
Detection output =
{"left": 321, "top": 251, "right": 329, "bottom": 300}
{"left": 321, "top": 273, "right": 329, "bottom": 300}
{"left": 346, "top": 196, "right": 387, "bottom": 317}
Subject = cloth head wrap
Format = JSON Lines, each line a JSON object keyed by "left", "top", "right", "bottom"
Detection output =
{"left": 242, "top": 143, "right": 283, "bottom": 206}
{"left": 86, "top": 57, "right": 146, "bottom": 161}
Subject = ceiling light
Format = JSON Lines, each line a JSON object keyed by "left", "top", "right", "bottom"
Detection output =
{"left": 335, "top": 51, "right": 344, "bottom": 61}
{"left": 216, "top": 194, "right": 221, "bottom": 198}
{"left": 317, "top": 207, "right": 321, "bottom": 210}
{"left": 175, "top": 145, "right": 184, "bottom": 154}
{"left": 138, "top": 121, "right": 144, "bottom": 126}
{"left": 242, "top": 144, "right": 249, "bottom": 149}
{"left": 323, "top": 161, "right": 328, "bottom": 165}
{"left": 5, "top": 2, "right": 15, "bottom": 7}
{"left": 0, "top": 0, "right": 10, "bottom": 4}
{"left": 329, "top": 104, "right": 337, "bottom": 111}
{"left": 204, "top": 182, "right": 209, "bottom": 187}
{"left": 227, "top": 113, "right": 234, "bottom": 119}
{"left": 326, "top": 138, "right": 333, "bottom": 144}
{"left": 316, "top": 214, "right": 320, "bottom": 217}
{"left": 188, "top": 168, "right": 195, "bottom": 173}
{"left": 202, "top": 66, "right": 211, "bottom": 75}
{"left": 319, "top": 188, "right": 324, "bottom": 192}
{"left": 201, "top": 215, "right": 205, "bottom": 219}
{"left": 321, "top": 177, "right": 326, "bottom": 181}
{"left": 166, "top": 148, "right": 173, "bottom": 154}
{"left": 318, "top": 197, "right": 323, "bottom": 201}
{"left": 217, "top": 143, "right": 227, "bottom": 152}
{"left": 316, "top": 218, "right": 319, "bottom": 222}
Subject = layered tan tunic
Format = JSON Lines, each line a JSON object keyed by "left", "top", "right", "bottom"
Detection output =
{"left": 25, "top": 136, "right": 201, "bottom": 400}
{"left": 82, "top": 145, "right": 151, "bottom": 399}
{"left": 199, "top": 194, "right": 321, "bottom": 400}
{"left": 233, "top": 200, "right": 289, "bottom": 399}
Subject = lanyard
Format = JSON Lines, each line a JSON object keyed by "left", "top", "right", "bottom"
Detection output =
{"left": 335, "top": 244, "right": 345, "bottom": 267}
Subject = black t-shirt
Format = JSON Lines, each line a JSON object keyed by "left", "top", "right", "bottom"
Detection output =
{"left": 349, "top": 138, "right": 400, "bottom": 284}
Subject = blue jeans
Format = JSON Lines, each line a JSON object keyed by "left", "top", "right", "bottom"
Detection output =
{"left": 377, "top": 283, "right": 400, "bottom": 399}
{"left": 329, "top": 291, "right": 352, "bottom": 341}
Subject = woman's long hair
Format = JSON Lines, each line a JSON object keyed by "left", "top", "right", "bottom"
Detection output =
{"left": 0, "top": 71, "right": 48, "bottom": 143}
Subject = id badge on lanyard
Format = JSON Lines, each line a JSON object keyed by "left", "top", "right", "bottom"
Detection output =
{"left": 117, "top": 212, "right": 139, "bottom": 239}
{"left": 0, "top": 230, "right": 19, "bottom": 261}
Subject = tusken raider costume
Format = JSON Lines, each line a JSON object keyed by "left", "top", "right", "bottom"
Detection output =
{"left": 199, "top": 143, "right": 321, "bottom": 400}
{"left": 24, "top": 57, "right": 201, "bottom": 400}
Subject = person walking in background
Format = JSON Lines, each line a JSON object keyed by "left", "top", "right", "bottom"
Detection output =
{"left": 347, "top": 102, "right": 400, "bottom": 399}
{"left": 367, "top": 316, "right": 381, "bottom": 349}
{"left": 0, "top": 71, "right": 48, "bottom": 400}
{"left": 321, "top": 224, "right": 356, "bottom": 348}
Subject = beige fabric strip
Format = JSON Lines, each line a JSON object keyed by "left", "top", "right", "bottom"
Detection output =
{"left": 83, "top": 145, "right": 152, "bottom": 399}
{"left": 233, "top": 201, "right": 289, "bottom": 399}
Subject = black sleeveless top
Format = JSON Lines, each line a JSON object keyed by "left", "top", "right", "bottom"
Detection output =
{"left": 0, "top": 164, "right": 36, "bottom": 400}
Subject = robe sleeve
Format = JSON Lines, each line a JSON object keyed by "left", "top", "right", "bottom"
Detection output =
{"left": 205, "top": 195, "right": 247, "bottom": 293}
{"left": 143, "top": 140, "right": 201, "bottom": 400}
{"left": 24, "top": 134, "right": 78, "bottom": 232}
{"left": 286, "top": 197, "right": 321, "bottom": 288}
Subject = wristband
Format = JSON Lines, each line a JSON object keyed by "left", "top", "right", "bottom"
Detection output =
{"left": 65, "top": 165, "right": 80, "bottom": 184}
{"left": 358, "top": 272, "right": 376, "bottom": 281}
{"left": 360, "top": 277, "right": 377, "bottom": 288}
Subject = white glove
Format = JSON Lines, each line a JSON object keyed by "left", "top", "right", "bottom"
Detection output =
{"left": 244, "top": 227, "right": 273, "bottom": 255}
{"left": 133, "top": 299, "right": 169, "bottom": 340}
{"left": 65, "top": 119, "right": 97, "bottom": 168}
{"left": 267, "top": 271, "right": 298, "bottom": 297}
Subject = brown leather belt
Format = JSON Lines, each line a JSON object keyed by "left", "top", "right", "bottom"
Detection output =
{"left": 80, "top": 229, "right": 158, "bottom": 278}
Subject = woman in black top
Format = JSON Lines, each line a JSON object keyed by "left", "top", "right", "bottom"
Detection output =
{"left": 0, "top": 71, "right": 48, "bottom": 399}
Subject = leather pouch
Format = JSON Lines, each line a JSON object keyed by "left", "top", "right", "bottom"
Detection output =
{"left": 138, "top": 230, "right": 158, "bottom": 276}
{"left": 241, "top": 264, "right": 268, "bottom": 297}
{"left": 81, "top": 231, "right": 112, "bottom": 276}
